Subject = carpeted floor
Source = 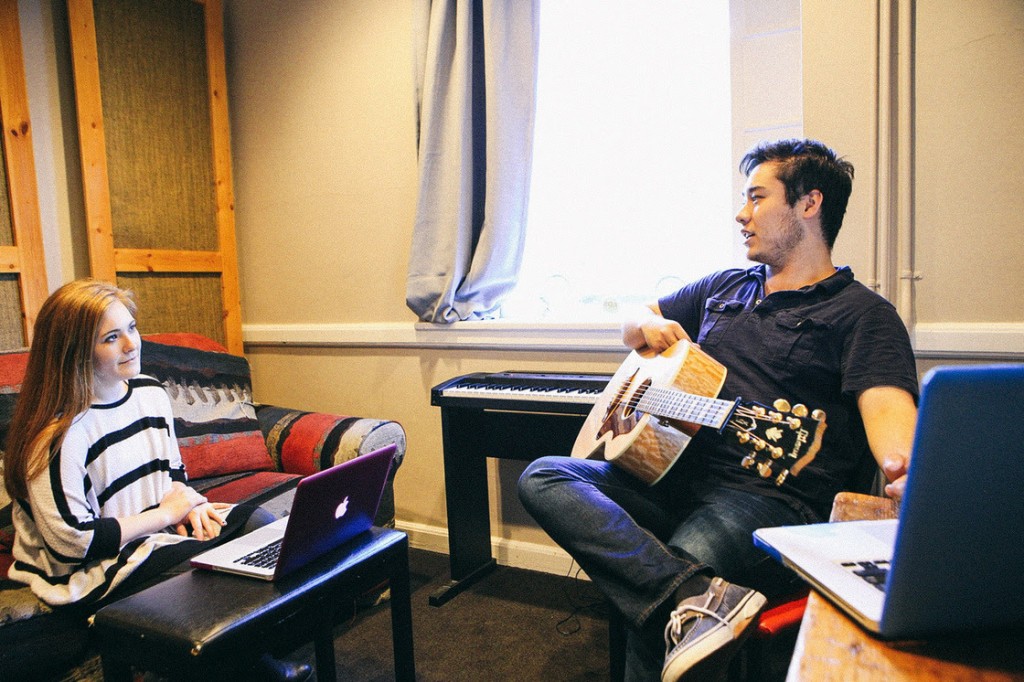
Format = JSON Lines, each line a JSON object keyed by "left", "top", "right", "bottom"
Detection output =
{"left": 307, "top": 547, "right": 613, "bottom": 681}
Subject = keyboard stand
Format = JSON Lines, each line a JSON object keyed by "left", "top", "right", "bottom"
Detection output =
{"left": 428, "top": 404, "right": 589, "bottom": 606}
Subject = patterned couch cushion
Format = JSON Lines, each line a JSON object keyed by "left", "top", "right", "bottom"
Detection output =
{"left": 140, "top": 340, "right": 274, "bottom": 480}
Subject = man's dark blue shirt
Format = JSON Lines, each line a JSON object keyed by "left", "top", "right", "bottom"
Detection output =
{"left": 657, "top": 265, "right": 918, "bottom": 521}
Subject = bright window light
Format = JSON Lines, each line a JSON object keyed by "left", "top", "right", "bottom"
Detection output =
{"left": 502, "top": 1, "right": 745, "bottom": 321}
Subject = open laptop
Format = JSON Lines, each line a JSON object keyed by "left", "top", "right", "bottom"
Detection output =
{"left": 190, "top": 443, "right": 395, "bottom": 581}
{"left": 753, "top": 364, "right": 1024, "bottom": 639}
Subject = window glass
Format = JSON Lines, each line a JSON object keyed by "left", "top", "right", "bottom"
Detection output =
{"left": 503, "top": 1, "right": 745, "bottom": 321}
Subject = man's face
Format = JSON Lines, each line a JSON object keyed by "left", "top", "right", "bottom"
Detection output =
{"left": 734, "top": 162, "right": 805, "bottom": 268}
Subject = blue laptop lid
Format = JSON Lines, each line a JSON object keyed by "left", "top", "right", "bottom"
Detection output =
{"left": 882, "top": 363, "right": 1024, "bottom": 637}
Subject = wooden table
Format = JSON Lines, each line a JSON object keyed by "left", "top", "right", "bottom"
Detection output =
{"left": 786, "top": 493, "right": 1024, "bottom": 681}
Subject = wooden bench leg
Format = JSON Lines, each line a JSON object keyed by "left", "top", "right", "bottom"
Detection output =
{"left": 314, "top": 621, "right": 338, "bottom": 682}
{"left": 389, "top": 538, "right": 416, "bottom": 682}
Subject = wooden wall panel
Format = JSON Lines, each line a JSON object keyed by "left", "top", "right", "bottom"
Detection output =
{"left": 118, "top": 273, "right": 225, "bottom": 345}
{"left": 0, "top": 0, "right": 49, "bottom": 349}
{"left": 68, "top": 0, "right": 243, "bottom": 354}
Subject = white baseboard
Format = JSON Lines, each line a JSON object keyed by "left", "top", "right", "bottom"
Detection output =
{"left": 395, "top": 520, "right": 589, "bottom": 580}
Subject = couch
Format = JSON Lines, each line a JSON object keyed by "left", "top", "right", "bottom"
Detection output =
{"left": 0, "top": 332, "right": 406, "bottom": 680}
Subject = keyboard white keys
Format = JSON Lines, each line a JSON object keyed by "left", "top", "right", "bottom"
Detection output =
{"left": 439, "top": 385, "right": 600, "bottom": 405}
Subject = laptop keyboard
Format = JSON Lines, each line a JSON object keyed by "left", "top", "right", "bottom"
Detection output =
{"left": 235, "top": 539, "right": 283, "bottom": 569}
{"left": 842, "top": 559, "right": 890, "bottom": 591}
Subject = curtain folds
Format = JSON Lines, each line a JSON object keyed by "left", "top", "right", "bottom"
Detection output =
{"left": 406, "top": 0, "right": 539, "bottom": 323}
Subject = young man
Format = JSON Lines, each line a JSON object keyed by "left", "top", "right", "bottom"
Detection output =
{"left": 518, "top": 139, "right": 919, "bottom": 681}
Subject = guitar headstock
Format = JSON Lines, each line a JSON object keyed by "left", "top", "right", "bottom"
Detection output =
{"left": 726, "top": 398, "right": 827, "bottom": 486}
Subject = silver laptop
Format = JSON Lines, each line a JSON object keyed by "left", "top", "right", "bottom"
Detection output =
{"left": 190, "top": 444, "right": 395, "bottom": 581}
{"left": 753, "top": 364, "right": 1024, "bottom": 639}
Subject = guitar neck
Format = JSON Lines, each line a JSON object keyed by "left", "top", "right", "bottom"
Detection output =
{"left": 636, "top": 386, "right": 737, "bottom": 430}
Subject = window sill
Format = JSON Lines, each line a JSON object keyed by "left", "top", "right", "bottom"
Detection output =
{"left": 242, "top": 320, "right": 630, "bottom": 353}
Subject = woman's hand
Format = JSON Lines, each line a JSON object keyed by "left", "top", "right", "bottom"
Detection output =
{"left": 117, "top": 483, "right": 214, "bottom": 545}
{"left": 174, "top": 502, "right": 230, "bottom": 540}
{"left": 159, "top": 482, "right": 207, "bottom": 526}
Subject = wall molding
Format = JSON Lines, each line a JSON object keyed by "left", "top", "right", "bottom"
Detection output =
{"left": 243, "top": 320, "right": 1023, "bottom": 360}
{"left": 395, "top": 520, "right": 586, "bottom": 579}
{"left": 911, "top": 322, "right": 1024, "bottom": 360}
{"left": 243, "top": 320, "right": 629, "bottom": 353}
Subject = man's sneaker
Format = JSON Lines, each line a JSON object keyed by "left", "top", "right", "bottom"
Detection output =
{"left": 660, "top": 577, "right": 766, "bottom": 682}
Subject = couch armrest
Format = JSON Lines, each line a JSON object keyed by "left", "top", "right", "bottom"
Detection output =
{"left": 254, "top": 405, "right": 406, "bottom": 526}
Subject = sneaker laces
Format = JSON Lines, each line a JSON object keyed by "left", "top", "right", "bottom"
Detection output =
{"left": 664, "top": 595, "right": 730, "bottom": 649}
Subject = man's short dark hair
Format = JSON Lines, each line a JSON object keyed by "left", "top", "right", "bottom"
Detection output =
{"left": 739, "top": 139, "right": 855, "bottom": 249}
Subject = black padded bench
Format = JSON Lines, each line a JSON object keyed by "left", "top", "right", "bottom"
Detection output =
{"left": 93, "top": 527, "right": 414, "bottom": 681}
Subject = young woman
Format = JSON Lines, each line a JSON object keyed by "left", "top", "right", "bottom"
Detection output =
{"left": 3, "top": 280, "right": 250, "bottom": 605}
{"left": 2, "top": 280, "right": 309, "bottom": 679}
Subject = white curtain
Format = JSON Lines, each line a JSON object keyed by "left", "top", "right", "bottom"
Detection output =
{"left": 405, "top": 0, "right": 539, "bottom": 323}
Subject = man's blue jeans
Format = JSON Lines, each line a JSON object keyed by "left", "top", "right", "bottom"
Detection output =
{"left": 518, "top": 456, "right": 814, "bottom": 676}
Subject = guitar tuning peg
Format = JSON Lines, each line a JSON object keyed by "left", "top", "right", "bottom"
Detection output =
{"left": 757, "top": 461, "right": 773, "bottom": 478}
{"left": 811, "top": 408, "right": 827, "bottom": 422}
{"left": 786, "top": 417, "right": 801, "bottom": 429}
{"left": 736, "top": 431, "right": 751, "bottom": 444}
{"left": 792, "top": 404, "right": 809, "bottom": 418}
{"left": 770, "top": 446, "right": 784, "bottom": 459}
{"left": 773, "top": 398, "right": 792, "bottom": 413}
{"left": 775, "top": 469, "right": 789, "bottom": 486}
{"left": 741, "top": 454, "right": 756, "bottom": 469}
{"left": 769, "top": 411, "right": 783, "bottom": 424}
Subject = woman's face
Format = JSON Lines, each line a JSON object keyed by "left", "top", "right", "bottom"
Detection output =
{"left": 91, "top": 300, "right": 141, "bottom": 402}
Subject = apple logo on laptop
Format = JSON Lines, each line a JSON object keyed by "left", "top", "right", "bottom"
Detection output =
{"left": 335, "top": 496, "right": 350, "bottom": 519}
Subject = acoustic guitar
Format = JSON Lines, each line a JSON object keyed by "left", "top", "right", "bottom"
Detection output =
{"left": 571, "top": 340, "right": 827, "bottom": 485}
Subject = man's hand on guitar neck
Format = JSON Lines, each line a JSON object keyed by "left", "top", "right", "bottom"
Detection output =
{"left": 622, "top": 304, "right": 692, "bottom": 354}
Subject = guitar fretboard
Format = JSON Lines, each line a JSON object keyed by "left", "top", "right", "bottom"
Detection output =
{"left": 636, "top": 386, "right": 735, "bottom": 429}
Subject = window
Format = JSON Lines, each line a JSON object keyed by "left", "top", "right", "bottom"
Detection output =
{"left": 501, "top": 2, "right": 748, "bottom": 322}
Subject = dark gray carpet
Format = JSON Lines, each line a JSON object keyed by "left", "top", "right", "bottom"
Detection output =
{"left": 314, "top": 548, "right": 612, "bottom": 681}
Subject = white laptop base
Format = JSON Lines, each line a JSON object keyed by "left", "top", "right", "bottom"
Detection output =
{"left": 754, "top": 519, "right": 896, "bottom": 633}
{"left": 192, "top": 515, "right": 290, "bottom": 580}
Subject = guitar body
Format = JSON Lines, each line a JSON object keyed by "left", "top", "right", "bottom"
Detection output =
{"left": 572, "top": 341, "right": 727, "bottom": 484}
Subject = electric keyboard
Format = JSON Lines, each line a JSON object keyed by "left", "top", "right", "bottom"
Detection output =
{"left": 431, "top": 371, "right": 611, "bottom": 414}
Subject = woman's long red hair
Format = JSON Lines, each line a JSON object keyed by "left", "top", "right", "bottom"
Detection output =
{"left": 3, "top": 280, "right": 136, "bottom": 500}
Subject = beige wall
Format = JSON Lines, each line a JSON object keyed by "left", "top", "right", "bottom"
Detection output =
{"left": 225, "top": 1, "right": 417, "bottom": 324}
{"left": 18, "top": 0, "right": 1024, "bottom": 572}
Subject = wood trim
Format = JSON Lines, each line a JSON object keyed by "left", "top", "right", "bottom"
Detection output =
{"left": 66, "top": 0, "right": 117, "bottom": 282}
{"left": 113, "top": 249, "right": 223, "bottom": 273}
{"left": 204, "top": 0, "right": 244, "bottom": 354}
{"left": 0, "top": 0, "right": 49, "bottom": 342}
{"left": 0, "top": 245, "right": 20, "bottom": 271}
